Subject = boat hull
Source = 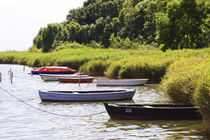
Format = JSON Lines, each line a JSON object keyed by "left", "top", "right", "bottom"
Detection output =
{"left": 104, "top": 103, "right": 202, "bottom": 120}
{"left": 96, "top": 79, "right": 149, "bottom": 86}
{"left": 38, "top": 89, "right": 135, "bottom": 102}
{"left": 40, "top": 74, "right": 89, "bottom": 81}
{"left": 31, "top": 66, "right": 76, "bottom": 75}
{"left": 58, "top": 77, "right": 93, "bottom": 83}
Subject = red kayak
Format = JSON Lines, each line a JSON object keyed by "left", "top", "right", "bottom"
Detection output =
{"left": 31, "top": 66, "right": 76, "bottom": 75}
{"left": 58, "top": 77, "right": 94, "bottom": 83}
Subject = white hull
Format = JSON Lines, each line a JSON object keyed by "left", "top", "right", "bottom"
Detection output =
{"left": 38, "top": 89, "right": 135, "bottom": 101}
{"left": 40, "top": 74, "right": 88, "bottom": 81}
{"left": 96, "top": 79, "right": 149, "bottom": 86}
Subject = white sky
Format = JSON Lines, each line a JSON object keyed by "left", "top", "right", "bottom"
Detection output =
{"left": 0, "top": 0, "right": 86, "bottom": 52}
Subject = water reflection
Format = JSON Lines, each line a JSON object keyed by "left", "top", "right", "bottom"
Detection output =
{"left": 105, "top": 119, "right": 203, "bottom": 139}
{"left": 134, "top": 84, "right": 172, "bottom": 104}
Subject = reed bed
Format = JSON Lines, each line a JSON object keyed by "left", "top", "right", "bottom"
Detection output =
{"left": 104, "top": 57, "right": 171, "bottom": 83}
{"left": 161, "top": 56, "right": 210, "bottom": 133}
{"left": 0, "top": 48, "right": 209, "bottom": 79}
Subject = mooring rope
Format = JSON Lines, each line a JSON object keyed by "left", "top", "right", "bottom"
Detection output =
{"left": 0, "top": 86, "right": 106, "bottom": 117}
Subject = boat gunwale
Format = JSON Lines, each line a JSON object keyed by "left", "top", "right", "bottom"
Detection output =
{"left": 40, "top": 74, "right": 88, "bottom": 77}
{"left": 40, "top": 89, "right": 135, "bottom": 95}
{"left": 96, "top": 79, "right": 149, "bottom": 86}
{"left": 105, "top": 103, "right": 198, "bottom": 110}
{"left": 58, "top": 77, "right": 94, "bottom": 80}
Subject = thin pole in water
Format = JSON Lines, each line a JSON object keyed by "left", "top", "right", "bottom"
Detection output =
{"left": 79, "top": 69, "right": 82, "bottom": 86}
{"left": 0, "top": 72, "right": 2, "bottom": 82}
{"left": 8, "top": 68, "right": 13, "bottom": 84}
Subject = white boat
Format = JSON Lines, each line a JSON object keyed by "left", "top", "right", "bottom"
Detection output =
{"left": 38, "top": 89, "right": 135, "bottom": 102}
{"left": 39, "top": 74, "right": 89, "bottom": 81}
{"left": 96, "top": 79, "right": 149, "bottom": 86}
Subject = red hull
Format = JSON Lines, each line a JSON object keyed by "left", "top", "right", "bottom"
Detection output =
{"left": 59, "top": 77, "right": 93, "bottom": 83}
{"left": 32, "top": 66, "right": 76, "bottom": 74}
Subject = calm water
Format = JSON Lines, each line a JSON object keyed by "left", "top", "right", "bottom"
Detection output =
{"left": 0, "top": 64, "right": 206, "bottom": 140}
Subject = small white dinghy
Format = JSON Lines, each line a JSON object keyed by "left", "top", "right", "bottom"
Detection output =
{"left": 40, "top": 74, "right": 89, "bottom": 81}
{"left": 96, "top": 79, "right": 149, "bottom": 86}
{"left": 38, "top": 89, "right": 135, "bottom": 102}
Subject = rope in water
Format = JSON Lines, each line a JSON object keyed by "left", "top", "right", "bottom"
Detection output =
{"left": 0, "top": 86, "right": 106, "bottom": 117}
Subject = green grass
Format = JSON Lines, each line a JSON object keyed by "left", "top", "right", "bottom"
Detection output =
{"left": 160, "top": 56, "right": 210, "bottom": 133}
{"left": 193, "top": 64, "right": 210, "bottom": 132}
{"left": 0, "top": 48, "right": 209, "bottom": 80}
{"left": 104, "top": 57, "right": 171, "bottom": 83}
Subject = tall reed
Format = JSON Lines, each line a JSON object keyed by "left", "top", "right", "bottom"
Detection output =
{"left": 161, "top": 56, "right": 210, "bottom": 133}
{"left": 104, "top": 57, "right": 172, "bottom": 83}
{"left": 193, "top": 63, "right": 210, "bottom": 133}
{"left": 80, "top": 60, "right": 111, "bottom": 76}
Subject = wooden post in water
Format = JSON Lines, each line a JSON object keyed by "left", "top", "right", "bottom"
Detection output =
{"left": 8, "top": 68, "right": 13, "bottom": 84}
{"left": 10, "top": 71, "right": 13, "bottom": 83}
{"left": 78, "top": 69, "right": 82, "bottom": 87}
{"left": 0, "top": 72, "right": 2, "bottom": 82}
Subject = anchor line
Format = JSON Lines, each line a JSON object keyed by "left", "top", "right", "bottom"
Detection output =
{"left": 0, "top": 87, "right": 106, "bottom": 117}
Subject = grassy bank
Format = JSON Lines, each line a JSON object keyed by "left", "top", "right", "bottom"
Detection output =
{"left": 0, "top": 48, "right": 209, "bottom": 82}
{"left": 0, "top": 48, "right": 132, "bottom": 68}
{"left": 81, "top": 48, "right": 209, "bottom": 83}
{"left": 0, "top": 47, "right": 210, "bottom": 132}
{"left": 161, "top": 56, "right": 210, "bottom": 133}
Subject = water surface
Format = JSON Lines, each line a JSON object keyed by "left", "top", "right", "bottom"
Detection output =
{"left": 0, "top": 64, "right": 205, "bottom": 139}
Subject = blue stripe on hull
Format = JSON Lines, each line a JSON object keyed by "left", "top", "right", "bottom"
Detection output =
{"left": 31, "top": 71, "right": 75, "bottom": 75}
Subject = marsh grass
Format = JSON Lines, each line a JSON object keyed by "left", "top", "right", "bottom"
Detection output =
{"left": 193, "top": 63, "right": 210, "bottom": 133}
{"left": 117, "top": 57, "right": 171, "bottom": 83}
{"left": 161, "top": 56, "right": 210, "bottom": 133}
{"left": 80, "top": 60, "right": 111, "bottom": 76}
{"left": 103, "top": 57, "right": 171, "bottom": 82}
{"left": 0, "top": 48, "right": 209, "bottom": 82}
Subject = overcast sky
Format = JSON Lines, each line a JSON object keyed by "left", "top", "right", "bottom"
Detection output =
{"left": 0, "top": 0, "right": 86, "bottom": 52}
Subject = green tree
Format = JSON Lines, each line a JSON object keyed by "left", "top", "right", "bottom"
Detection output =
{"left": 143, "top": 0, "right": 169, "bottom": 44}
{"left": 33, "top": 28, "right": 43, "bottom": 49}
{"left": 156, "top": 0, "right": 208, "bottom": 51}
{"left": 63, "top": 21, "right": 81, "bottom": 42}
{"left": 41, "top": 24, "right": 62, "bottom": 52}
{"left": 33, "top": 0, "right": 209, "bottom": 51}
{"left": 33, "top": 23, "right": 62, "bottom": 52}
{"left": 78, "top": 24, "right": 90, "bottom": 44}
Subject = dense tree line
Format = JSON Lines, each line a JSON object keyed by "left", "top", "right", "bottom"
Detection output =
{"left": 32, "top": 0, "right": 209, "bottom": 52}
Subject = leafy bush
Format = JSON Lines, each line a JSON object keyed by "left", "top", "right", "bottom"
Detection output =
{"left": 109, "top": 34, "right": 139, "bottom": 49}
{"left": 86, "top": 41, "right": 104, "bottom": 48}
{"left": 54, "top": 42, "right": 86, "bottom": 51}
{"left": 28, "top": 45, "right": 42, "bottom": 53}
